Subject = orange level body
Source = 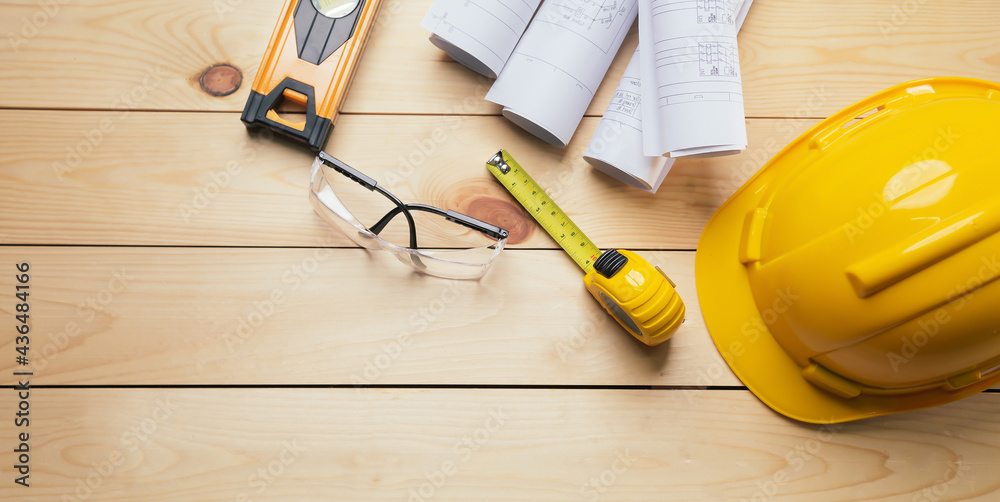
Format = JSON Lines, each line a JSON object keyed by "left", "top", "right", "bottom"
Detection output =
{"left": 242, "top": 0, "right": 383, "bottom": 150}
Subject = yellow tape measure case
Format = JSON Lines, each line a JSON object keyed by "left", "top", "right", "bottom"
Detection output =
{"left": 585, "top": 250, "right": 686, "bottom": 346}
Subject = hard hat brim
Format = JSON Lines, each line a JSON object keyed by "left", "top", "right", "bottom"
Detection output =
{"left": 695, "top": 135, "right": 1000, "bottom": 425}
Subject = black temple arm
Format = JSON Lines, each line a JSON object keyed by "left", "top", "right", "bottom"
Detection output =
{"left": 371, "top": 205, "right": 509, "bottom": 242}
{"left": 445, "top": 210, "right": 509, "bottom": 240}
{"left": 319, "top": 151, "right": 378, "bottom": 190}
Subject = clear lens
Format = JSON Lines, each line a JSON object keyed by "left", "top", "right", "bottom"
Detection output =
{"left": 309, "top": 158, "right": 506, "bottom": 279}
{"left": 394, "top": 241, "right": 507, "bottom": 280}
{"left": 309, "top": 158, "right": 381, "bottom": 250}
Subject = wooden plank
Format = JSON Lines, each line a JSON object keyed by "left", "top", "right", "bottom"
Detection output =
{"left": 1, "top": 0, "right": 998, "bottom": 117}
{"left": 0, "top": 246, "right": 738, "bottom": 386}
{"left": 353, "top": 0, "right": 1000, "bottom": 118}
{"left": 736, "top": 0, "right": 1000, "bottom": 118}
{"left": 0, "top": 111, "right": 814, "bottom": 248}
{"left": 1, "top": 388, "right": 998, "bottom": 501}
{"left": 0, "top": 0, "right": 281, "bottom": 112}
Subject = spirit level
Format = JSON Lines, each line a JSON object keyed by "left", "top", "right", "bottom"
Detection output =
{"left": 486, "top": 150, "right": 685, "bottom": 346}
{"left": 242, "top": 0, "right": 383, "bottom": 150}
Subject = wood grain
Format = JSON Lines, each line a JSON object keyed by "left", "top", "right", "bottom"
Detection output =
{"left": 1, "top": 0, "right": 998, "bottom": 117}
{"left": 0, "top": 111, "right": 815, "bottom": 249}
{"left": 0, "top": 0, "right": 280, "bottom": 112}
{"left": 1, "top": 388, "right": 998, "bottom": 501}
{"left": 0, "top": 246, "right": 737, "bottom": 386}
{"left": 2, "top": 1, "right": 998, "bottom": 498}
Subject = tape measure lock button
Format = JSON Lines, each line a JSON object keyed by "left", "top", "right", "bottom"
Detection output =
{"left": 593, "top": 249, "right": 628, "bottom": 278}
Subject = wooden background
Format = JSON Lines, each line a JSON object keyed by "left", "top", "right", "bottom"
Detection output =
{"left": 1, "top": 0, "right": 999, "bottom": 499}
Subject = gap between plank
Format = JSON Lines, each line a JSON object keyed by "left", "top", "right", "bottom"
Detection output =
{"left": 0, "top": 244, "right": 698, "bottom": 252}
{"left": 0, "top": 106, "right": 826, "bottom": 121}
{"left": 4, "top": 384, "right": 749, "bottom": 391}
{"left": 8, "top": 385, "right": 997, "bottom": 395}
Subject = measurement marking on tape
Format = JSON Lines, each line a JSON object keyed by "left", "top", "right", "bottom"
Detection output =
{"left": 487, "top": 150, "right": 601, "bottom": 273}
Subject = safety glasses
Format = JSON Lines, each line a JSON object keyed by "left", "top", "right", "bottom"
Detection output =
{"left": 309, "top": 152, "right": 509, "bottom": 279}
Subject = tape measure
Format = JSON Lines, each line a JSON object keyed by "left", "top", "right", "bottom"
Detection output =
{"left": 242, "top": 0, "right": 383, "bottom": 150}
{"left": 486, "top": 150, "right": 686, "bottom": 346}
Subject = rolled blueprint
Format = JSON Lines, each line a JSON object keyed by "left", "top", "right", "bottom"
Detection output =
{"left": 584, "top": 0, "right": 753, "bottom": 192}
{"left": 639, "top": 0, "right": 748, "bottom": 158}
{"left": 486, "top": 0, "right": 639, "bottom": 147}
{"left": 584, "top": 49, "right": 672, "bottom": 192}
{"left": 421, "top": 0, "right": 543, "bottom": 79}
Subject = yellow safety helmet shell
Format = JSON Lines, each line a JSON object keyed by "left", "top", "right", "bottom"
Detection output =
{"left": 696, "top": 78, "right": 1000, "bottom": 424}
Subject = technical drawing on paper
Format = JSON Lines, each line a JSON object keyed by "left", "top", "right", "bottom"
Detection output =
{"left": 696, "top": 0, "right": 737, "bottom": 24}
{"left": 608, "top": 89, "right": 642, "bottom": 125}
{"left": 698, "top": 42, "right": 739, "bottom": 77}
{"left": 548, "top": 0, "right": 636, "bottom": 53}
{"left": 559, "top": 0, "right": 630, "bottom": 29}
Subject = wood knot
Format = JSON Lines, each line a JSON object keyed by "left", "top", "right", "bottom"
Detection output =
{"left": 199, "top": 64, "right": 242, "bottom": 97}
{"left": 463, "top": 196, "right": 534, "bottom": 245}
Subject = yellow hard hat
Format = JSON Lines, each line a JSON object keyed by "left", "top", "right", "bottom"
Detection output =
{"left": 696, "top": 77, "right": 1000, "bottom": 424}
